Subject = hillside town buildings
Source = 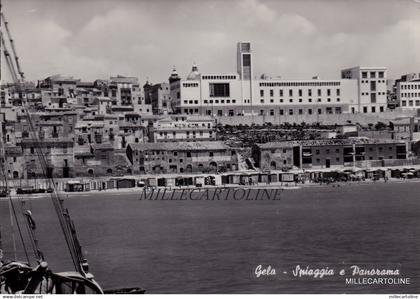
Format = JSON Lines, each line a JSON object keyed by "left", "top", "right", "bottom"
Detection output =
{"left": 1, "top": 41, "right": 420, "bottom": 181}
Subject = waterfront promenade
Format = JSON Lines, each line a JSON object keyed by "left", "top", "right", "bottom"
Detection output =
{"left": 3, "top": 163, "right": 420, "bottom": 198}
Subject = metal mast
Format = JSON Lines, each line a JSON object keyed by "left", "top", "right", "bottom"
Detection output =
{"left": 0, "top": 4, "right": 88, "bottom": 276}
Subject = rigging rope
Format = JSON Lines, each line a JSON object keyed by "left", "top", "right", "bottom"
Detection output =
{"left": 0, "top": 165, "right": 31, "bottom": 264}
{"left": 0, "top": 22, "right": 85, "bottom": 276}
{"left": 1, "top": 7, "right": 87, "bottom": 276}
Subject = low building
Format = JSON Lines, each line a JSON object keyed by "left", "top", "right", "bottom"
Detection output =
{"left": 2, "top": 145, "right": 24, "bottom": 179}
{"left": 126, "top": 141, "right": 238, "bottom": 174}
{"left": 253, "top": 138, "right": 408, "bottom": 170}
{"left": 19, "top": 138, "right": 74, "bottom": 178}
{"left": 73, "top": 143, "right": 132, "bottom": 177}
{"left": 252, "top": 142, "right": 296, "bottom": 171}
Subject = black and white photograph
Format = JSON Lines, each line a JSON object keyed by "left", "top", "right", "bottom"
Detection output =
{"left": 0, "top": 0, "right": 419, "bottom": 296}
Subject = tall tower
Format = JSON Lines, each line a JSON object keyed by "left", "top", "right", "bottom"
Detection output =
{"left": 237, "top": 42, "right": 253, "bottom": 112}
{"left": 237, "top": 42, "right": 253, "bottom": 80}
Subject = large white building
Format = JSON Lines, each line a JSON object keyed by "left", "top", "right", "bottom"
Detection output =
{"left": 170, "top": 42, "right": 388, "bottom": 117}
{"left": 394, "top": 73, "right": 420, "bottom": 110}
{"left": 341, "top": 66, "right": 388, "bottom": 113}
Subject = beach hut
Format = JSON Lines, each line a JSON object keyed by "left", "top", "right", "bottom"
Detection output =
{"left": 195, "top": 176, "right": 205, "bottom": 187}
{"left": 250, "top": 174, "right": 259, "bottom": 184}
{"left": 204, "top": 176, "right": 215, "bottom": 186}
{"left": 65, "top": 181, "right": 84, "bottom": 192}
{"left": 221, "top": 175, "right": 230, "bottom": 185}
{"left": 117, "top": 178, "right": 136, "bottom": 189}
{"left": 391, "top": 169, "right": 401, "bottom": 178}
{"left": 214, "top": 175, "right": 222, "bottom": 186}
{"left": 148, "top": 178, "right": 158, "bottom": 187}
{"left": 259, "top": 173, "right": 270, "bottom": 184}
{"left": 137, "top": 180, "right": 146, "bottom": 188}
{"left": 157, "top": 178, "right": 166, "bottom": 187}
{"left": 231, "top": 174, "right": 240, "bottom": 185}
{"left": 364, "top": 169, "right": 375, "bottom": 180}
{"left": 240, "top": 174, "right": 250, "bottom": 185}
{"left": 373, "top": 169, "right": 385, "bottom": 180}
{"left": 280, "top": 173, "right": 294, "bottom": 182}
{"left": 166, "top": 178, "right": 175, "bottom": 188}
{"left": 270, "top": 173, "right": 278, "bottom": 183}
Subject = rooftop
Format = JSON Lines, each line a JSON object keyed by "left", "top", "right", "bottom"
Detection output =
{"left": 257, "top": 138, "right": 405, "bottom": 149}
{"left": 128, "top": 141, "right": 229, "bottom": 151}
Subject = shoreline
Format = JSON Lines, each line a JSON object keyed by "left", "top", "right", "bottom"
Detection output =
{"left": 3, "top": 176, "right": 420, "bottom": 199}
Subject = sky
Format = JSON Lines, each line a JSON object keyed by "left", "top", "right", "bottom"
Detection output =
{"left": 1, "top": 0, "right": 420, "bottom": 84}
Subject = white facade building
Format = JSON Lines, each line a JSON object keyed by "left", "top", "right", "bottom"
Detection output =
{"left": 170, "top": 42, "right": 384, "bottom": 118}
{"left": 341, "top": 66, "right": 388, "bottom": 113}
{"left": 395, "top": 73, "right": 420, "bottom": 110}
{"left": 149, "top": 114, "right": 216, "bottom": 142}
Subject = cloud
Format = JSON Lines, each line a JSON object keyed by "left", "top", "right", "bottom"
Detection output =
{"left": 4, "top": 0, "right": 420, "bottom": 84}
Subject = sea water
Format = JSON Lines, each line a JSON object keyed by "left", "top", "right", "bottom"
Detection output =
{"left": 1, "top": 182, "right": 419, "bottom": 293}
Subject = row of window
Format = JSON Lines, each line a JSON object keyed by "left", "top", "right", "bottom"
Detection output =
{"left": 182, "top": 83, "right": 199, "bottom": 88}
{"left": 203, "top": 99, "right": 237, "bottom": 104}
{"left": 144, "top": 151, "right": 217, "bottom": 158}
{"left": 203, "top": 107, "right": 344, "bottom": 116}
{"left": 158, "top": 131, "right": 210, "bottom": 136}
{"left": 186, "top": 97, "right": 343, "bottom": 105}
{"left": 401, "top": 100, "right": 420, "bottom": 107}
{"left": 304, "top": 156, "right": 396, "bottom": 164}
{"left": 400, "top": 84, "right": 420, "bottom": 90}
{"left": 305, "top": 146, "right": 395, "bottom": 155}
{"left": 260, "top": 98, "right": 341, "bottom": 104}
{"left": 359, "top": 106, "right": 385, "bottom": 113}
{"left": 361, "top": 80, "right": 386, "bottom": 84}
{"left": 276, "top": 107, "right": 342, "bottom": 116}
{"left": 260, "top": 88, "right": 340, "bottom": 97}
{"left": 259, "top": 81, "right": 341, "bottom": 87}
{"left": 361, "top": 71, "right": 385, "bottom": 79}
{"left": 202, "top": 75, "right": 237, "bottom": 80}
{"left": 361, "top": 92, "right": 386, "bottom": 96}
{"left": 400, "top": 92, "right": 420, "bottom": 98}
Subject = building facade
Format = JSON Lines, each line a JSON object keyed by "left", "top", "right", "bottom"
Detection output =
{"left": 395, "top": 73, "right": 420, "bottom": 110}
{"left": 341, "top": 66, "right": 388, "bottom": 113}
{"left": 253, "top": 138, "right": 407, "bottom": 171}
{"left": 144, "top": 82, "right": 171, "bottom": 115}
{"left": 126, "top": 141, "right": 238, "bottom": 174}
{"left": 148, "top": 114, "right": 216, "bottom": 142}
{"left": 170, "top": 42, "right": 388, "bottom": 118}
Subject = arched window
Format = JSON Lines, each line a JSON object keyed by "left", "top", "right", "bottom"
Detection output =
{"left": 88, "top": 169, "right": 94, "bottom": 176}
